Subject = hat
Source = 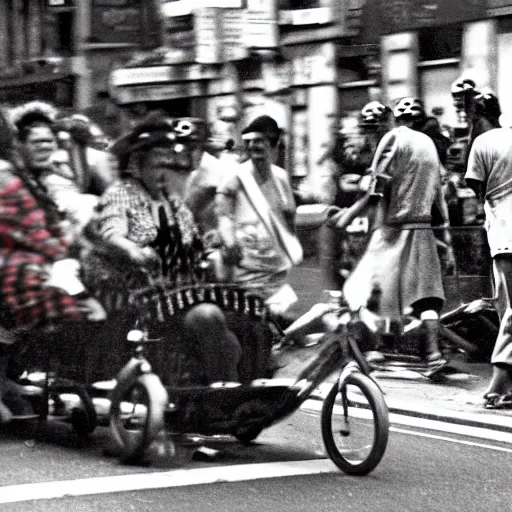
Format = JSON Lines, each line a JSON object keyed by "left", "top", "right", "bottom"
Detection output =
{"left": 242, "top": 115, "right": 281, "bottom": 146}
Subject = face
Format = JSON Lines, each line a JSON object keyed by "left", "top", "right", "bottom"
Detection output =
{"left": 139, "top": 147, "right": 197, "bottom": 199}
{"left": 23, "top": 125, "right": 58, "bottom": 167}
{"left": 242, "top": 132, "right": 273, "bottom": 163}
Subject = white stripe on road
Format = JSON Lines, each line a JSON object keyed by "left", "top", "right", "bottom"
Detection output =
{"left": 390, "top": 427, "right": 512, "bottom": 453}
{"left": 0, "top": 460, "right": 338, "bottom": 504}
{"left": 301, "top": 399, "right": 512, "bottom": 445}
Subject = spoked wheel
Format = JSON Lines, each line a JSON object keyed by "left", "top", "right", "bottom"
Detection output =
{"left": 109, "top": 373, "right": 167, "bottom": 464}
{"left": 321, "top": 372, "right": 389, "bottom": 475}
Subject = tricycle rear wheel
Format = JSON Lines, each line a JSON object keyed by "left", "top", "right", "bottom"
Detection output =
{"left": 321, "top": 372, "right": 389, "bottom": 475}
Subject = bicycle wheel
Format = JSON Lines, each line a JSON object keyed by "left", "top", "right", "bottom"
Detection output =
{"left": 109, "top": 373, "right": 167, "bottom": 463}
{"left": 321, "top": 372, "right": 389, "bottom": 475}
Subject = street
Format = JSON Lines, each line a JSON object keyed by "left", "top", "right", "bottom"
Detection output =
{"left": 1, "top": 399, "right": 512, "bottom": 511}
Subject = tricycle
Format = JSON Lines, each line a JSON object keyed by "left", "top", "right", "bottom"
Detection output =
{"left": 107, "top": 282, "right": 390, "bottom": 475}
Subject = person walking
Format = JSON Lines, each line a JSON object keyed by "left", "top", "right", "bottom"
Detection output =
{"left": 215, "top": 115, "right": 302, "bottom": 311}
{"left": 465, "top": 120, "right": 512, "bottom": 408}
{"left": 342, "top": 98, "right": 454, "bottom": 377}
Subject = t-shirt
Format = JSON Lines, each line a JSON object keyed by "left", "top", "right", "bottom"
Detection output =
{"left": 465, "top": 127, "right": 512, "bottom": 202}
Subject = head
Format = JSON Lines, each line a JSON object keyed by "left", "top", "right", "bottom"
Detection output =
{"left": 54, "top": 113, "right": 109, "bottom": 151}
{"left": 393, "top": 96, "right": 426, "bottom": 128}
{"left": 10, "top": 101, "right": 59, "bottom": 168}
{"left": 473, "top": 89, "right": 502, "bottom": 123}
{"left": 451, "top": 77, "right": 478, "bottom": 116}
{"left": 112, "top": 111, "right": 207, "bottom": 199}
{"left": 359, "top": 101, "right": 392, "bottom": 134}
{"left": 241, "top": 115, "right": 282, "bottom": 167}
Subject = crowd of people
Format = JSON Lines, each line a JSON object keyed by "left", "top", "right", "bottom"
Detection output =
{"left": 0, "top": 71, "right": 510, "bottom": 422}
{"left": 317, "top": 77, "right": 512, "bottom": 407}
{"left": 0, "top": 102, "right": 303, "bottom": 421}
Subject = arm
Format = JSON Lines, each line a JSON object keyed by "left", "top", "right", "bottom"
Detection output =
{"left": 214, "top": 175, "right": 242, "bottom": 266}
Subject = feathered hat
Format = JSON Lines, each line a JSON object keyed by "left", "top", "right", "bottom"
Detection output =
{"left": 9, "top": 101, "right": 58, "bottom": 136}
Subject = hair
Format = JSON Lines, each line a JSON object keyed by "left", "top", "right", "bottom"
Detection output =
{"left": 9, "top": 101, "right": 58, "bottom": 142}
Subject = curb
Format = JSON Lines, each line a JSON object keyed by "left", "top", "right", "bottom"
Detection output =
{"left": 307, "top": 382, "right": 512, "bottom": 434}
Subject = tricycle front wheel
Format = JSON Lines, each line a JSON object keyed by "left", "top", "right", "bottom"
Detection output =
{"left": 109, "top": 373, "right": 167, "bottom": 464}
{"left": 321, "top": 372, "right": 389, "bottom": 475}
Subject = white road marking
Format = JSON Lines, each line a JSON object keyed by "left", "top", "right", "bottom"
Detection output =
{"left": 390, "top": 427, "right": 512, "bottom": 453}
{"left": 301, "top": 399, "right": 512, "bottom": 444}
{"left": 0, "top": 460, "right": 339, "bottom": 504}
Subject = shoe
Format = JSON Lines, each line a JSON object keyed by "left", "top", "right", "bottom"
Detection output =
{"left": 484, "top": 392, "right": 512, "bottom": 410}
{"left": 423, "top": 352, "right": 449, "bottom": 380}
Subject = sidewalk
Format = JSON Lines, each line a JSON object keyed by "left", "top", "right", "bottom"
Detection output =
{"left": 284, "top": 264, "right": 512, "bottom": 432}
{"left": 275, "top": 342, "right": 512, "bottom": 433}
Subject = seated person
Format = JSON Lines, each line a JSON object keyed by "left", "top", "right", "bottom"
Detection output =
{"left": 80, "top": 112, "right": 242, "bottom": 385}
{"left": 0, "top": 107, "right": 104, "bottom": 422}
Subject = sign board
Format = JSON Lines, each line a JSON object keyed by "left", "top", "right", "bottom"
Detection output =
{"left": 46, "top": 0, "right": 74, "bottom": 6}
{"left": 362, "top": 0, "right": 485, "bottom": 37}
{"left": 194, "top": 7, "right": 223, "bottom": 64}
{"left": 279, "top": 7, "right": 333, "bottom": 26}
{"left": 244, "top": 0, "right": 279, "bottom": 48}
{"left": 222, "top": 8, "right": 248, "bottom": 61}
{"left": 262, "top": 61, "right": 291, "bottom": 93}
{"left": 487, "top": 0, "right": 512, "bottom": 16}
{"left": 91, "top": 0, "right": 160, "bottom": 47}
{"left": 162, "top": 0, "right": 243, "bottom": 17}
{"left": 114, "top": 81, "right": 204, "bottom": 104}
{"left": 291, "top": 43, "right": 336, "bottom": 86}
{"left": 111, "top": 64, "right": 220, "bottom": 86}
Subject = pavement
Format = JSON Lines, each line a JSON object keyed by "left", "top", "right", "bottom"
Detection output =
{"left": 282, "top": 262, "right": 512, "bottom": 434}
{"left": 273, "top": 336, "right": 512, "bottom": 434}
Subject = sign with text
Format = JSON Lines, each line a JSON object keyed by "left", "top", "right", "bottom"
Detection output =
{"left": 244, "top": 0, "right": 279, "bottom": 48}
{"left": 111, "top": 64, "right": 220, "bottom": 86}
{"left": 362, "top": 0, "right": 485, "bottom": 37}
{"left": 114, "top": 81, "right": 204, "bottom": 104}
{"left": 91, "top": 0, "right": 161, "bottom": 47}
{"left": 194, "top": 7, "right": 223, "bottom": 63}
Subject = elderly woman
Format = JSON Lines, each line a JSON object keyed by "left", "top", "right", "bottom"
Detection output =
{"left": 80, "top": 111, "right": 241, "bottom": 385}
{"left": 9, "top": 101, "right": 112, "bottom": 239}
{"left": 0, "top": 107, "right": 104, "bottom": 422}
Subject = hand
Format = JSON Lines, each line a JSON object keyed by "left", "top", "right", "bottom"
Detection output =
{"left": 222, "top": 244, "right": 243, "bottom": 267}
{"left": 76, "top": 297, "right": 107, "bottom": 322}
{"left": 125, "top": 244, "right": 161, "bottom": 273}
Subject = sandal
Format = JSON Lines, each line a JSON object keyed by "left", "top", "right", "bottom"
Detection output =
{"left": 423, "top": 352, "right": 450, "bottom": 380}
{"left": 484, "top": 392, "right": 512, "bottom": 410}
{"left": 484, "top": 392, "right": 502, "bottom": 409}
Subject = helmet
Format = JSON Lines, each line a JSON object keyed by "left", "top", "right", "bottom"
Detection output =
{"left": 359, "top": 101, "right": 391, "bottom": 127}
{"left": 474, "top": 89, "right": 501, "bottom": 119}
{"left": 451, "top": 77, "right": 478, "bottom": 98}
{"left": 393, "top": 97, "right": 425, "bottom": 119}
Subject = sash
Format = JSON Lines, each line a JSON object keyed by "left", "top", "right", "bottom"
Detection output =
{"left": 236, "top": 166, "right": 303, "bottom": 266}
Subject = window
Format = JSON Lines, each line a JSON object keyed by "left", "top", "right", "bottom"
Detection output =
{"left": 418, "top": 24, "right": 462, "bottom": 62}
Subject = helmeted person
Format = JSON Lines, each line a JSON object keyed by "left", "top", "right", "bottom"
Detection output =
{"left": 393, "top": 97, "right": 452, "bottom": 166}
{"left": 342, "top": 97, "right": 454, "bottom": 377}
{"left": 320, "top": 101, "right": 393, "bottom": 291}
{"left": 451, "top": 78, "right": 501, "bottom": 157}
{"left": 465, "top": 114, "right": 512, "bottom": 409}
